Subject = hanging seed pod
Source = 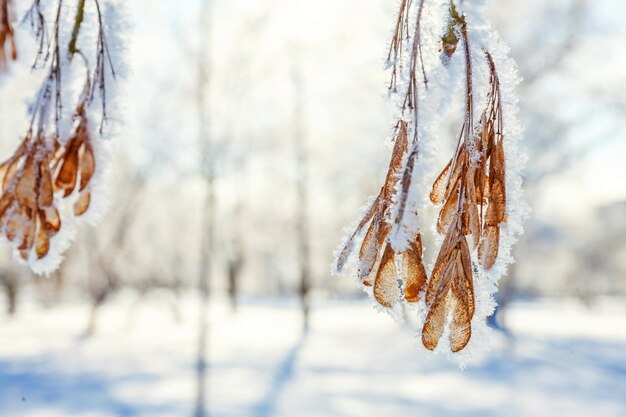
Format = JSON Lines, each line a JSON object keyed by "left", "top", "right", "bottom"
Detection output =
{"left": 373, "top": 244, "right": 399, "bottom": 308}
{"left": 0, "top": 135, "right": 62, "bottom": 261}
{"left": 0, "top": 0, "right": 17, "bottom": 68}
{"left": 334, "top": 120, "right": 427, "bottom": 309}
{"left": 423, "top": 38, "right": 508, "bottom": 352}
{"left": 53, "top": 103, "right": 96, "bottom": 217}
{"left": 403, "top": 234, "right": 427, "bottom": 303}
{"left": 333, "top": 0, "right": 523, "bottom": 358}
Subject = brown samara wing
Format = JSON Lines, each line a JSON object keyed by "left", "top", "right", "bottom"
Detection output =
{"left": 0, "top": 140, "right": 26, "bottom": 191}
{"left": 358, "top": 203, "right": 383, "bottom": 279}
{"left": 464, "top": 169, "right": 481, "bottom": 246}
{"left": 78, "top": 142, "right": 95, "bottom": 192}
{"left": 476, "top": 112, "right": 488, "bottom": 156}
{"left": 449, "top": 250, "right": 473, "bottom": 351}
{"left": 41, "top": 206, "right": 61, "bottom": 234}
{"left": 38, "top": 160, "right": 54, "bottom": 207}
{"left": 436, "top": 179, "right": 460, "bottom": 234}
{"left": 0, "top": 161, "right": 9, "bottom": 187}
{"left": 4, "top": 206, "right": 25, "bottom": 241}
{"left": 443, "top": 147, "right": 466, "bottom": 203}
{"left": 449, "top": 294, "right": 472, "bottom": 352}
{"left": 487, "top": 139, "right": 506, "bottom": 224}
{"left": 55, "top": 138, "right": 80, "bottom": 196}
{"left": 486, "top": 177, "right": 506, "bottom": 226}
{"left": 335, "top": 193, "right": 381, "bottom": 273}
{"left": 15, "top": 156, "right": 38, "bottom": 208}
{"left": 450, "top": 244, "right": 474, "bottom": 352}
{"left": 382, "top": 122, "right": 408, "bottom": 200}
{"left": 426, "top": 224, "right": 458, "bottom": 306}
{"left": 0, "top": 193, "right": 13, "bottom": 220}
{"left": 35, "top": 216, "right": 50, "bottom": 259}
{"left": 478, "top": 224, "right": 499, "bottom": 269}
{"left": 403, "top": 234, "right": 427, "bottom": 302}
{"left": 373, "top": 243, "right": 400, "bottom": 308}
{"left": 491, "top": 138, "right": 506, "bottom": 181}
{"left": 482, "top": 174, "right": 491, "bottom": 200}
{"left": 422, "top": 287, "right": 451, "bottom": 351}
{"left": 430, "top": 159, "right": 452, "bottom": 205}
{"left": 474, "top": 166, "right": 487, "bottom": 205}
{"left": 459, "top": 237, "right": 475, "bottom": 318}
{"left": 74, "top": 191, "right": 91, "bottom": 216}
{"left": 0, "top": 161, "right": 16, "bottom": 191}
{"left": 18, "top": 208, "right": 36, "bottom": 255}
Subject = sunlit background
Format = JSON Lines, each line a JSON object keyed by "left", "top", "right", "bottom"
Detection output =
{"left": 0, "top": 0, "right": 625, "bottom": 416}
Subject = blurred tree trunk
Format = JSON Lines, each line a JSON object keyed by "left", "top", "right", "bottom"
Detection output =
{"left": 81, "top": 173, "right": 144, "bottom": 337}
{"left": 292, "top": 59, "right": 311, "bottom": 330}
{"left": 227, "top": 258, "right": 241, "bottom": 311}
{"left": 1, "top": 272, "right": 18, "bottom": 315}
{"left": 227, "top": 202, "right": 243, "bottom": 313}
{"left": 194, "top": 2, "right": 213, "bottom": 416}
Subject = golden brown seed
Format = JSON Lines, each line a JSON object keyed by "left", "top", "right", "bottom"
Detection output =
{"left": 55, "top": 138, "right": 80, "bottom": 195}
{"left": 373, "top": 243, "right": 399, "bottom": 308}
{"left": 15, "top": 156, "right": 37, "bottom": 208}
{"left": 422, "top": 290, "right": 451, "bottom": 351}
{"left": 78, "top": 142, "right": 95, "bottom": 192}
{"left": 35, "top": 216, "right": 49, "bottom": 259}
{"left": 74, "top": 192, "right": 91, "bottom": 216}
{"left": 38, "top": 160, "right": 54, "bottom": 207}
{"left": 403, "top": 236, "right": 427, "bottom": 302}
{"left": 430, "top": 159, "right": 451, "bottom": 204}
{"left": 41, "top": 206, "right": 61, "bottom": 234}
{"left": 335, "top": 194, "right": 381, "bottom": 273}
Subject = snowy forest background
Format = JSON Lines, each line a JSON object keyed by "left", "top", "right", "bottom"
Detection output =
{"left": 0, "top": 0, "right": 625, "bottom": 416}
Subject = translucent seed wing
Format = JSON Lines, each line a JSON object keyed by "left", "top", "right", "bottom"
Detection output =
{"left": 403, "top": 235, "right": 427, "bottom": 302}
{"left": 335, "top": 194, "right": 381, "bottom": 273}
{"left": 78, "top": 142, "right": 95, "bottom": 192}
{"left": 373, "top": 243, "right": 400, "bottom": 308}
{"left": 74, "top": 192, "right": 91, "bottom": 216}
{"left": 35, "top": 214, "right": 50, "bottom": 259}
{"left": 422, "top": 289, "right": 451, "bottom": 351}
{"left": 15, "top": 156, "right": 37, "bottom": 207}
{"left": 430, "top": 159, "right": 452, "bottom": 204}
{"left": 55, "top": 139, "right": 80, "bottom": 195}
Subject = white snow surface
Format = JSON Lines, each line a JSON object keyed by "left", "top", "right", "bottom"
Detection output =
{"left": 0, "top": 294, "right": 624, "bottom": 417}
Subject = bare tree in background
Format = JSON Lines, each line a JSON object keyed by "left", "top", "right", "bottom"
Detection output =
{"left": 82, "top": 167, "right": 150, "bottom": 336}
{"left": 227, "top": 202, "right": 244, "bottom": 312}
{"left": 0, "top": 268, "right": 19, "bottom": 315}
{"left": 291, "top": 57, "right": 311, "bottom": 330}
{"left": 194, "top": 1, "right": 214, "bottom": 416}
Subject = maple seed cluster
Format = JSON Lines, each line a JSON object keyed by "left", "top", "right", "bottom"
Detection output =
{"left": 424, "top": 50, "right": 506, "bottom": 352}
{"left": 335, "top": 2, "right": 510, "bottom": 354}
{"left": 335, "top": 121, "right": 428, "bottom": 309}
{"left": 0, "top": 102, "right": 96, "bottom": 260}
{"left": 0, "top": 0, "right": 16, "bottom": 68}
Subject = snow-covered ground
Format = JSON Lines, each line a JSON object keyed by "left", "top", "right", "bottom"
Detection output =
{"left": 0, "top": 293, "right": 625, "bottom": 417}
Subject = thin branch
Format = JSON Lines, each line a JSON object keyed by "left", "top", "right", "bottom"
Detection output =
{"left": 68, "top": 0, "right": 86, "bottom": 58}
